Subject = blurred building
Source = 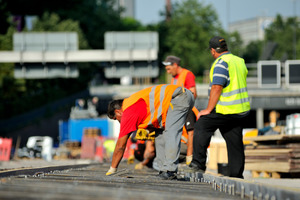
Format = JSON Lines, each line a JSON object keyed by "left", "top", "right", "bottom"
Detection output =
{"left": 229, "top": 17, "right": 274, "bottom": 46}
{"left": 114, "top": 0, "right": 135, "bottom": 18}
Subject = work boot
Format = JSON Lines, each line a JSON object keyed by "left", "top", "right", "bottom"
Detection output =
{"left": 159, "top": 171, "right": 177, "bottom": 180}
{"left": 179, "top": 162, "right": 205, "bottom": 173}
{"left": 156, "top": 171, "right": 163, "bottom": 176}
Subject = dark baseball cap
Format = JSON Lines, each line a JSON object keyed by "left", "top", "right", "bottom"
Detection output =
{"left": 162, "top": 55, "right": 181, "bottom": 66}
{"left": 209, "top": 36, "right": 227, "bottom": 49}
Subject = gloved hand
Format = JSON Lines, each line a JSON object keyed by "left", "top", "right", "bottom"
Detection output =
{"left": 135, "top": 162, "right": 144, "bottom": 170}
{"left": 106, "top": 166, "right": 117, "bottom": 175}
{"left": 127, "top": 155, "right": 135, "bottom": 164}
{"left": 186, "top": 155, "right": 193, "bottom": 165}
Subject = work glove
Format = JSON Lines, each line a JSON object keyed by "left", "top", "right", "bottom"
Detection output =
{"left": 106, "top": 166, "right": 117, "bottom": 175}
{"left": 135, "top": 162, "right": 144, "bottom": 170}
{"left": 127, "top": 155, "right": 135, "bottom": 164}
{"left": 186, "top": 155, "right": 193, "bottom": 165}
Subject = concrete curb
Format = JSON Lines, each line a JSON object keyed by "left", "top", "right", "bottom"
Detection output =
{"left": 183, "top": 172, "right": 300, "bottom": 200}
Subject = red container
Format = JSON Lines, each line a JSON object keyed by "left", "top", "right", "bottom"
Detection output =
{"left": 0, "top": 138, "right": 12, "bottom": 161}
{"left": 80, "top": 136, "right": 96, "bottom": 159}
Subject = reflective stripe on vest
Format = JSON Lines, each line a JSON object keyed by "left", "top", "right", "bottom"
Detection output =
{"left": 122, "top": 84, "right": 180, "bottom": 129}
{"left": 210, "top": 54, "right": 250, "bottom": 114}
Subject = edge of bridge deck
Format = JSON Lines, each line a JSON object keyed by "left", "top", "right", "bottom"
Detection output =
{"left": 1, "top": 160, "right": 300, "bottom": 199}
{"left": 0, "top": 162, "right": 100, "bottom": 178}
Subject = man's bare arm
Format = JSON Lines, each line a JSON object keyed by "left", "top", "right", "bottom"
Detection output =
{"left": 189, "top": 86, "right": 197, "bottom": 99}
{"left": 111, "top": 134, "right": 130, "bottom": 168}
{"left": 197, "top": 84, "right": 223, "bottom": 119}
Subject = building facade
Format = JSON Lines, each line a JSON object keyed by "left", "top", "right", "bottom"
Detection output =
{"left": 229, "top": 17, "right": 274, "bottom": 46}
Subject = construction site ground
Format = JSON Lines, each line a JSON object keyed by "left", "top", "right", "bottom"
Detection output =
{"left": 0, "top": 158, "right": 299, "bottom": 200}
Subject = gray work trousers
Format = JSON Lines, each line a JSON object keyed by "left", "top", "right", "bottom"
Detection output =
{"left": 154, "top": 88, "right": 194, "bottom": 172}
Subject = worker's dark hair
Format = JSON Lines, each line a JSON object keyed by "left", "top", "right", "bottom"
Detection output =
{"left": 107, "top": 99, "right": 124, "bottom": 119}
{"left": 215, "top": 45, "right": 228, "bottom": 53}
{"left": 209, "top": 36, "right": 228, "bottom": 53}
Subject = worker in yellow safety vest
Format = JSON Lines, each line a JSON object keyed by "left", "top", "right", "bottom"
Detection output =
{"left": 106, "top": 84, "right": 194, "bottom": 180}
{"left": 184, "top": 36, "right": 250, "bottom": 178}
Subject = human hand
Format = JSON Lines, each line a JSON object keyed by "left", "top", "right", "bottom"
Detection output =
{"left": 186, "top": 155, "right": 193, "bottom": 165}
{"left": 135, "top": 162, "right": 144, "bottom": 170}
{"left": 127, "top": 155, "right": 135, "bottom": 164}
{"left": 106, "top": 166, "right": 117, "bottom": 175}
{"left": 197, "top": 109, "right": 211, "bottom": 120}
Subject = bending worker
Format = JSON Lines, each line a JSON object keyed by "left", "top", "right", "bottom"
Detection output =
{"left": 163, "top": 55, "right": 198, "bottom": 165}
{"left": 186, "top": 36, "right": 250, "bottom": 178}
{"left": 106, "top": 84, "right": 194, "bottom": 180}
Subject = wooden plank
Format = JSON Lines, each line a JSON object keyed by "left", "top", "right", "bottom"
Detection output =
{"left": 245, "top": 159, "right": 300, "bottom": 164}
{"left": 252, "top": 171, "right": 260, "bottom": 178}
{"left": 290, "top": 152, "right": 300, "bottom": 158}
{"left": 246, "top": 145, "right": 285, "bottom": 149}
{"left": 271, "top": 172, "right": 281, "bottom": 178}
{"left": 245, "top": 155, "right": 289, "bottom": 160}
{"left": 245, "top": 162, "right": 300, "bottom": 172}
{"left": 251, "top": 171, "right": 282, "bottom": 178}
{"left": 244, "top": 135, "right": 300, "bottom": 143}
{"left": 286, "top": 143, "right": 300, "bottom": 148}
{"left": 246, "top": 144, "right": 300, "bottom": 149}
{"left": 245, "top": 152, "right": 300, "bottom": 158}
{"left": 245, "top": 149, "right": 295, "bottom": 156}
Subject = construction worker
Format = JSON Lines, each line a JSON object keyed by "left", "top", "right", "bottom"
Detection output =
{"left": 132, "top": 139, "right": 156, "bottom": 170}
{"left": 106, "top": 84, "right": 194, "bottom": 180}
{"left": 163, "top": 55, "right": 197, "bottom": 99}
{"left": 163, "top": 55, "right": 198, "bottom": 165}
{"left": 185, "top": 36, "right": 250, "bottom": 178}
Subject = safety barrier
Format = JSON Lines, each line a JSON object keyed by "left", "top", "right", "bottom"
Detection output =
{"left": 80, "top": 131, "right": 116, "bottom": 162}
{"left": 0, "top": 138, "right": 12, "bottom": 161}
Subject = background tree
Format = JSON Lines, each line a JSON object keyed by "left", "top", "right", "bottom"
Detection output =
{"left": 2, "top": 0, "right": 127, "bottom": 49}
{"left": 264, "top": 14, "right": 300, "bottom": 60}
{"left": 0, "top": 0, "right": 10, "bottom": 34}
{"left": 0, "top": 13, "right": 93, "bottom": 119}
{"left": 161, "top": 0, "right": 239, "bottom": 78}
{"left": 0, "top": 0, "right": 151, "bottom": 120}
{"left": 242, "top": 40, "right": 264, "bottom": 63}
{"left": 226, "top": 31, "right": 243, "bottom": 57}
{"left": 32, "top": 12, "right": 89, "bottom": 49}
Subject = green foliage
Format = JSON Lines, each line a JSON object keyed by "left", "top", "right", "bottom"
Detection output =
{"left": 51, "top": 0, "right": 123, "bottom": 49}
{"left": 120, "top": 17, "right": 147, "bottom": 31}
{"left": 0, "top": 26, "right": 15, "bottom": 87}
{"left": 226, "top": 31, "right": 243, "bottom": 57}
{"left": 242, "top": 40, "right": 264, "bottom": 63}
{"left": 0, "top": 0, "right": 10, "bottom": 34}
{"left": 0, "top": 0, "right": 152, "bottom": 120}
{"left": 162, "top": 0, "right": 224, "bottom": 76}
{"left": 264, "top": 14, "right": 300, "bottom": 60}
{"left": 0, "top": 12, "right": 92, "bottom": 119}
{"left": 32, "top": 12, "right": 89, "bottom": 49}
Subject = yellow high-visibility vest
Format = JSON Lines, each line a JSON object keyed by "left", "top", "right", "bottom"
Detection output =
{"left": 210, "top": 54, "right": 250, "bottom": 114}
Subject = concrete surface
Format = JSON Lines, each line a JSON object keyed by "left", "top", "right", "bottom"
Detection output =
{"left": 1, "top": 158, "right": 300, "bottom": 192}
